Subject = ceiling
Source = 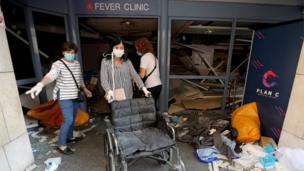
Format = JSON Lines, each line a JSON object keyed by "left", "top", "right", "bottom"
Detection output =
{"left": 78, "top": 18, "right": 260, "bottom": 48}
{"left": 80, "top": 18, "right": 262, "bottom": 39}
{"left": 78, "top": 18, "right": 268, "bottom": 45}
{"left": 81, "top": 18, "right": 158, "bottom": 39}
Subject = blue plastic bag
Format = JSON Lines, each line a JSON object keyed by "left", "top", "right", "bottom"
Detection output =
{"left": 195, "top": 147, "right": 218, "bottom": 163}
{"left": 264, "top": 144, "right": 275, "bottom": 154}
{"left": 258, "top": 154, "right": 276, "bottom": 169}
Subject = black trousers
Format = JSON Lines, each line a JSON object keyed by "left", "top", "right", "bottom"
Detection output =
{"left": 147, "top": 85, "right": 162, "bottom": 109}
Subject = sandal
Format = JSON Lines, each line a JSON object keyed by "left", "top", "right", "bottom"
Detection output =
{"left": 56, "top": 146, "right": 74, "bottom": 155}
{"left": 67, "top": 136, "right": 84, "bottom": 143}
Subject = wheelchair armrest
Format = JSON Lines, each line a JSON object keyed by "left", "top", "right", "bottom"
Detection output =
{"left": 157, "top": 112, "right": 176, "bottom": 141}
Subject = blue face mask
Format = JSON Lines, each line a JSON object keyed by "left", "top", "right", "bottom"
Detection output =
{"left": 63, "top": 52, "right": 76, "bottom": 61}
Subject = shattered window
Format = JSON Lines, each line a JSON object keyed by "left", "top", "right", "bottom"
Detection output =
{"left": 170, "top": 20, "right": 232, "bottom": 77}
{"left": 2, "top": 1, "right": 35, "bottom": 80}
{"left": 168, "top": 79, "right": 225, "bottom": 114}
{"left": 33, "top": 11, "right": 67, "bottom": 74}
{"left": 169, "top": 20, "right": 232, "bottom": 113}
{"left": 230, "top": 22, "right": 269, "bottom": 103}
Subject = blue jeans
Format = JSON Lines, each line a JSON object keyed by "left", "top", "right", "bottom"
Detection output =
{"left": 58, "top": 99, "right": 79, "bottom": 145}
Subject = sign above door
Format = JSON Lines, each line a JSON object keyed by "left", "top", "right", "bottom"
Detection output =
{"left": 76, "top": 0, "right": 160, "bottom": 16}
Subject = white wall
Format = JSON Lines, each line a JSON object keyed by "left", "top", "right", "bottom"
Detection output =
{"left": 0, "top": 8, "right": 34, "bottom": 171}
{"left": 279, "top": 41, "right": 304, "bottom": 148}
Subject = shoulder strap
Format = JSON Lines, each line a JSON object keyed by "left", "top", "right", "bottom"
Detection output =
{"left": 111, "top": 54, "right": 115, "bottom": 92}
{"left": 59, "top": 60, "right": 80, "bottom": 90}
{"left": 145, "top": 56, "right": 157, "bottom": 79}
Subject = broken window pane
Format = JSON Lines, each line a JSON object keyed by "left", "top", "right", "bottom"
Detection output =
{"left": 2, "top": 1, "right": 35, "bottom": 80}
{"left": 170, "top": 20, "right": 233, "bottom": 77}
{"left": 230, "top": 22, "right": 270, "bottom": 102}
{"left": 168, "top": 79, "right": 225, "bottom": 114}
{"left": 33, "top": 11, "right": 67, "bottom": 74}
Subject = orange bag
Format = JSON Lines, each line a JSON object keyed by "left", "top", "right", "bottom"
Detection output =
{"left": 27, "top": 100, "right": 89, "bottom": 128}
{"left": 231, "top": 102, "right": 261, "bottom": 143}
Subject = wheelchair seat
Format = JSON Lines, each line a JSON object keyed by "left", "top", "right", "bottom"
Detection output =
{"left": 116, "top": 127, "right": 175, "bottom": 157}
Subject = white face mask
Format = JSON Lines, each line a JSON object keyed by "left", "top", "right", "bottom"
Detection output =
{"left": 136, "top": 51, "right": 143, "bottom": 56}
{"left": 113, "top": 49, "right": 124, "bottom": 58}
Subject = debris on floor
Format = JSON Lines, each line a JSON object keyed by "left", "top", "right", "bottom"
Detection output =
{"left": 168, "top": 80, "right": 222, "bottom": 114}
{"left": 26, "top": 120, "right": 39, "bottom": 130}
{"left": 169, "top": 111, "right": 231, "bottom": 148}
{"left": 30, "top": 127, "right": 48, "bottom": 141}
{"left": 44, "top": 157, "right": 61, "bottom": 171}
{"left": 48, "top": 136, "right": 58, "bottom": 146}
{"left": 168, "top": 79, "right": 243, "bottom": 115}
{"left": 25, "top": 108, "right": 102, "bottom": 170}
{"left": 167, "top": 101, "right": 299, "bottom": 171}
{"left": 195, "top": 147, "right": 218, "bottom": 163}
{"left": 25, "top": 164, "right": 38, "bottom": 171}
{"left": 259, "top": 136, "right": 277, "bottom": 149}
{"left": 182, "top": 98, "right": 222, "bottom": 110}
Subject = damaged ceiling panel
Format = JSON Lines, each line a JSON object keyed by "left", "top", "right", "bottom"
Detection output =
{"left": 82, "top": 18, "right": 158, "bottom": 38}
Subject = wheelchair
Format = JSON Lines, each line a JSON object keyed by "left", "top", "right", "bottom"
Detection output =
{"left": 104, "top": 97, "right": 186, "bottom": 171}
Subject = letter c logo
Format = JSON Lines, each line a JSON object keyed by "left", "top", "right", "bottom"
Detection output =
{"left": 262, "top": 70, "right": 277, "bottom": 88}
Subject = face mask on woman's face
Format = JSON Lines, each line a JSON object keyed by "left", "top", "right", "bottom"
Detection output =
{"left": 136, "top": 51, "right": 143, "bottom": 56}
{"left": 63, "top": 52, "right": 76, "bottom": 61}
{"left": 113, "top": 49, "right": 124, "bottom": 58}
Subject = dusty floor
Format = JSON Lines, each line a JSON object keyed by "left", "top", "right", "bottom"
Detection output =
{"left": 27, "top": 116, "right": 209, "bottom": 171}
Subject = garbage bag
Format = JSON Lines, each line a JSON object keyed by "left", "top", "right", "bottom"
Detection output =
{"left": 27, "top": 100, "right": 89, "bottom": 128}
{"left": 231, "top": 102, "right": 260, "bottom": 142}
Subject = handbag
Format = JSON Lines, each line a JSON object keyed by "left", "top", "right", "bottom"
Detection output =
{"left": 59, "top": 60, "right": 85, "bottom": 102}
{"left": 142, "top": 56, "right": 157, "bottom": 83}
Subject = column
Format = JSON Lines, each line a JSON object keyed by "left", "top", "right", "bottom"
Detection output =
{"left": 0, "top": 7, "right": 34, "bottom": 171}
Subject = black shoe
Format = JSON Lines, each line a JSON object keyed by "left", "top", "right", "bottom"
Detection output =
{"left": 67, "top": 136, "right": 84, "bottom": 143}
{"left": 56, "top": 146, "right": 74, "bottom": 155}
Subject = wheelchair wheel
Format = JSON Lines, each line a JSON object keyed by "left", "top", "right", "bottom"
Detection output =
{"left": 106, "top": 153, "right": 116, "bottom": 171}
{"left": 104, "top": 135, "right": 109, "bottom": 157}
{"left": 104, "top": 135, "right": 116, "bottom": 171}
{"left": 179, "top": 160, "right": 186, "bottom": 171}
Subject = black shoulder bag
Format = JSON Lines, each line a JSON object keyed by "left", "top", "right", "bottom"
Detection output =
{"left": 142, "top": 57, "right": 157, "bottom": 83}
{"left": 59, "top": 60, "right": 85, "bottom": 102}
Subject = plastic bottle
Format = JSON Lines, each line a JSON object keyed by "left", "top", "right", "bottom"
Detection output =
{"left": 45, "top": 162, "right": 52, "bottom": 171}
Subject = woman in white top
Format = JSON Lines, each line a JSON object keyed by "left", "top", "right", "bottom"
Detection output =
{"left": 26, "top": 42, "right": 92, "bottom": 155}
{"left": 134, "top": 37, "right": 162, "bottom": 108}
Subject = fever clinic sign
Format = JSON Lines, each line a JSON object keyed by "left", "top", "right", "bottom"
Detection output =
{"left": 93, "top": 3, "right": 149, "bottom": 12}
{"left": 77, "top": 0, "right": 160, "bottom": 15}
